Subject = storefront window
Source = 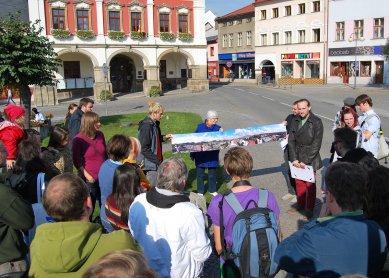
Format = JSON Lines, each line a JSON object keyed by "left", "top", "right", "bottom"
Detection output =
{"left": 360, "top": 61, "right": 371, "bottom": 77}
{"left": 330, "top": 62, "right": 341, "bottom": 77}
{"left": 281, "top": 62, "right": 293, "bottom": 77}
{"left": 306, "top": 61, "right": 320, "bottom": 78}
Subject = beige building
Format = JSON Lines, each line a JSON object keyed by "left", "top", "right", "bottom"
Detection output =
{"left": 216, "top": 4, "right": 256, "bottom": 80}
{"left": 254, "top": 0, "right": 327, "bottom": 84}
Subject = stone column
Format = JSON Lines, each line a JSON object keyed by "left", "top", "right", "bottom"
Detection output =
{"left": 187, "top": 65, "right": 209, "bottom": 92}
{"left": 95, "top": 0, "right": 104, "bottom": 36}
{"left": 143, "top": 66, "right": 160, "bottom": 96}
{"left": 147, "top": 0, "right": 154, "bottom": 38}
{"left": 93, "top": 66, "right": 112, "bottom": 102}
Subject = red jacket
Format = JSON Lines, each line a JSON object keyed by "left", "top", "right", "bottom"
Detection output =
{"left": 0, "top": 121, "right": 25, "bottom": 160}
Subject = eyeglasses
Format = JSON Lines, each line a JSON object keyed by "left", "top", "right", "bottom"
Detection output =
{"left": 209, "top": 117, "right": 219, "bottom": 122}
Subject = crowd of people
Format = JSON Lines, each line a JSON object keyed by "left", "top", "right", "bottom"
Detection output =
{"left": 0, "top": 93, "right": 388, "bottom": 278}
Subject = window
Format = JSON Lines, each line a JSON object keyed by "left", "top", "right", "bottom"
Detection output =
{"left": 160, "top": 13, "right": 170, "bottom": 32}
{"left": 228, "top": 21, "right": 233, "bottom": 26}
{"left": 298, "top": 3, "right": 305, "bottom": 14}
{"left": 272, "top": 32, "right": 279, "bottom": 45}
{"left": 261, "top": 10, "right": 266, "bottom": 20}
{"left": 336, "top": 21, "right": 345, "bottom": 41}
{"left": 330, "top": 62, "right": 341, "bottom": 77}
{"left": 52, "top": 9, "right": 65, "bottom": 30}
{"left": 179, "top": 14, "right": 188, "bottom": 33}
{"left": 210, "top": 47, "right": 214, "bottom": 56}
{"left": 313, "top": 1, "right": 320, "bottom": 12}
{"left": 313, "top": 28, "right": 320, "bottom": 42}
{"left": 374, "top": 18, "right": 384, "bottom": 39}
{"left": 261, "top": 34, "right": 267, "bottom": 46}
{"left": 272, "top": 8, "right": 279, "bottom": 18}
{"left": 354, "top": 20, "right": 363, "bottom": 38}
{"left": 222, "top": 34, "right": 227, "bottom": 47}
{"left": 246, "top": 17, "right": 252, "bottom": 23}
{"left": 298, "top": 30, "right": 305, "bottom": 43}
{"left": 63, "top": 61, "right": 80, "bottom": 79}
{"left": 228, "top": 33, "right": 233, "bottom": 47}
{"left": 306, "top": 61, "right": 320, "bottom": 78}
{"left": 285, "top": 31, "right": 292, "bottom": 44}
{"left": 237, "top": 32, "right": 242, "bottom": 46}
{"left": 222, "top": 22, "right": 226, "bottom": 27}
{"left": 131, "top": 12, "right": 141, "bottom": 32}
{"left": 108, "top": 11, "right": 120, "bottom": 31}
{"left": 360, "top": 61, "right": 371, "bottom": 77}
{"left": 236, "top": 19, "right": 242, "bottom": 25}
{"left": 281, "top": 61, "right": 293, "bottom": 77}
{"left": 246, "top": 31, "right": 252, "bottom": 45}
{"left": 76, "top": 10, "right": 89, "bottom": 30}
{"left": 285, "top": 6, "right": 291, "bottom": 16}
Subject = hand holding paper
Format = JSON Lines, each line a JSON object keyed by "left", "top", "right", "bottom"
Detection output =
{"left": 289, "top": 161, "right": 315, "bottom": 183}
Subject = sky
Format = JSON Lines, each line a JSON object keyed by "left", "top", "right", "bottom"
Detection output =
{"left": 205, "top": 0, "right": 254, "bottom": 17}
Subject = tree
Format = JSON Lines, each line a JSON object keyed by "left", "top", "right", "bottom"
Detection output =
{"left": 383, "top": 38, "right": 389, "bottom": 62}
{"left": 0, "top": 13, "right": 60, "bottom": 128}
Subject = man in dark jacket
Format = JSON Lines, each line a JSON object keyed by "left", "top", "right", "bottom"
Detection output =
{"left": 288, "top": 98, "right": 323, "bottom": 219}
{"left": 0, "top": 183, "right": 34, "bottom": 277}
{"left": 138, "top": 101, "right": 171, "bottom": 187}
{"left": 68, "top": 97, "right": 94, "bottom": 141}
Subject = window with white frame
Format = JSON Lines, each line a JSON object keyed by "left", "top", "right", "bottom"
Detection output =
{"left": 261, "top": 10, "right": 266, "bottom": 20}
{"left": 272, "top": 32, "right": 279, "bottom": 45}
{"left": 285, "top": 31, "right": 292, "bottom": 44}
{"left": 246, "top": 31, "right": 252, "bottom": 45}
{"left": 298, "top": 30, "right": 305, "bottom": 43}
{"left": 228, "top": 21, "right": 233, "bottom": 26}
{"left": 237, "top": 32, "right": 242, "bottom": 47}
{"left": 313, "top": 1, "right": 320, "bottom": 12}
{"left": 272, "top": 8, "right": 279, "bottom": 18}
{"left": 229, "top": 33, "right": 233, "bottom": 47}
{"left": 354, "top": 20, "right": 363, "bottom": 38}
{"left": 222, "top": 34, "right": 227, "bottom": 47}
{"left": 261, "top": 34, "right": 267, "bottom": 46}
{"left": 312, "top": 28, "right": 320, "bottom": 42}
{"left": 298, "top": 3, "right": 305, "bottom": 14}
{"left": 336, "top": 21, "right": 345, "bottom": 41}
{"left": 374, "top": 18, "right": 384, "bottom": 39}
{"left": 285, "top": 5, "right": 291, "bottom": 16}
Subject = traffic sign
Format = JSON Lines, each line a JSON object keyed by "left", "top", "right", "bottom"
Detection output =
{"left": 226, "top": 61, "right": 232, "bottom": 68}
{"left": 102, "top": 63, "right": 109, "bottom": 78}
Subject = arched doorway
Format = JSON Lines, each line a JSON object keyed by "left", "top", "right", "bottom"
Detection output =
{"left": 261, "top": 60, "right": 275, "bottom": 82}
{"left": 110, "top": 55, "right": 136, "bottom": 93}
{"left": 158, "top": 52, "right": 190, "bottom": 91}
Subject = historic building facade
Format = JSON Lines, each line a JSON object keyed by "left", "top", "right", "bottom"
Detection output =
{"left": 216, "top": 4, "right": 256, "bottom": 80}
{"left": 28, "top": 0, "right": 208, "bottom": 99}
{"left": 254, "top": 0, "right": 326, "bottom": 84}
{"left": 327, "top": 0, "right": 389, "bottom": 86}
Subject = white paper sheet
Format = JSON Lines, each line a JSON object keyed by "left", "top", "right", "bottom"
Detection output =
{"left": 288, "top": 162, "right": 315, "bottom": 183}
{"left": 280, "top": 138, "right": 288, "bottom": 150}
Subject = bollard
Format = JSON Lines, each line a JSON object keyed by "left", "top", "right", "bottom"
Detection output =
{"left": 283, "top": 79, "right": 286, "bottom": 89}
{"left": 290, "top": 78, "right": 292, "bottom": 90}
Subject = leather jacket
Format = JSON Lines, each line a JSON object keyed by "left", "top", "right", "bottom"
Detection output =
{"left": 288, "top": 112, "right": 323, "bottom": 170}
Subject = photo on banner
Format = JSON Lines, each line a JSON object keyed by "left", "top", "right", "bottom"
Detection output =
{"left": 172, "top": 124, "right": 286, "bottom": 154}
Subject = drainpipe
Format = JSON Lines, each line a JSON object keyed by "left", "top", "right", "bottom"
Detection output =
{"left": 325, "top": 0, "right": 329, "bottom": 84}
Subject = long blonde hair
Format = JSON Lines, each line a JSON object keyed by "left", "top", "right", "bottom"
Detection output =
{"left": 79, "top": 112, "right": 99, "bottom": 138}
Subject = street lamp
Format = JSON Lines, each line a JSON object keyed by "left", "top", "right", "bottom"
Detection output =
{"left": 348, "top": 33, "right": 365, "bottom": 89}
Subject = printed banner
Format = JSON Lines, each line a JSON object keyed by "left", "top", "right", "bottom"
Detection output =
{"left": 172, "top": 124, "right": 286, "bottom": 154}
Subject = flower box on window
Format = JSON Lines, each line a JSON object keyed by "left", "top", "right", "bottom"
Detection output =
{"left": 108, "top": 31, "right": 126, "bottom": 40}
{"left": 76, "top": 30, "right": 95, "bottom": 40}
{"left": 178, "top": 32, "right": 192, "bottom": 42}
{"left": 130, "top": 31, "right": 147, "bottom": 40}
{"left": 159, "top": 32, "right": 175, "bottom": 41}
{"left": 51, "top": 29, "right": 71, "bottom": 39}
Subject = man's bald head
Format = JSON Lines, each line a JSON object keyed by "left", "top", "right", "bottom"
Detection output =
{"left": 43, "top": 173, "right": 90, "bottom": 222}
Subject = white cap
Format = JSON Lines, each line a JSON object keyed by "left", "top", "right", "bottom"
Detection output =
{"left": 207, "top": 110, "right": 218, "bottom": 118}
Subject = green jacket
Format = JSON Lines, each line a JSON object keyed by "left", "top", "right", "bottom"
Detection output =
{"left": 29, "top": 221, "right": 138, "bottom": 277}
{"left": 0, "top": 184, "right": 34, "bottom": 264}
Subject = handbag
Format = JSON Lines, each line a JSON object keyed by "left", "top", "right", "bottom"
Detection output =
{"left": 377, "top": 134, "right": 389, "bottom": 160}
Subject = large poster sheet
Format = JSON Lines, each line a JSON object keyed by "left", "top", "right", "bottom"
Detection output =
{"left": 172, "top": 124, "right": 286, "bottom": 154}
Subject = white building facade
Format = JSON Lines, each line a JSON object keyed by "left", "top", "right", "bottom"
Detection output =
{"left": 327, "top": 0, "right": 389, "bottom": 86}
{"left": 28, "top": 0, "right": 208, "bottom": 101}
{"left": 254, "top": 0, "right": 327, "bottom": 85}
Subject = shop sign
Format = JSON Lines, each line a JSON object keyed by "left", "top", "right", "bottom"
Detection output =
{"left": 329, "top": 46, "right": 381, "bottom": 56}
{"left": 232, "top": 54, "right": 237, "bottom": 61}
{"left": 208, "top": 62, "right": 217, "bottom": 67}
{"left": 237, "top": 52, "right": 255, "bottom": 59}
{"left": 218, "top": 51, "right": 256, "bottom": 60}
{"left": 281, "top": 52, "right": 320, "bottom": 60}
{"left": 306, "top": 60, "right": 320, "bottom": 64}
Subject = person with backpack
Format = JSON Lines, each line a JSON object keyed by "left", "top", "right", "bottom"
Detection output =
{"left": 207, "top": 147, "right": 281, "bottom": 278}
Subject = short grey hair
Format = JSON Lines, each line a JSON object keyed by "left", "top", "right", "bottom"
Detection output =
{"left": 157, "top": 158, "right": 188, "bottom": 192}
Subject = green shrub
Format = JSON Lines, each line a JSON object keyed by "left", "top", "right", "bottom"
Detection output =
{"left": 76, "top": 30, "right": 95, "bottom": 40}
{"left": 108, "top": 31, "right": 126, "bottom": 40}
{"left": 100, "top": 90, "right": 113, "bottom": 101}
{"left": 51, "top": 29, "right": 71, "bottom": 39}
{"left": 131, "top": 31, "right": 147, "bottom": 40}
{"left": 149, "top": 86, "right": 161, "bottom": 97}
{"left": 178, "top": 32, "right": 192, "bottom": 41}
{"left": 159, "top": 32, "right": 175, "bottom": 41}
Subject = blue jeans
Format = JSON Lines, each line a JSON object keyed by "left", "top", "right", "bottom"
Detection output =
{"left": 196, "top": 167, "right": 217, "bottom": 194}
